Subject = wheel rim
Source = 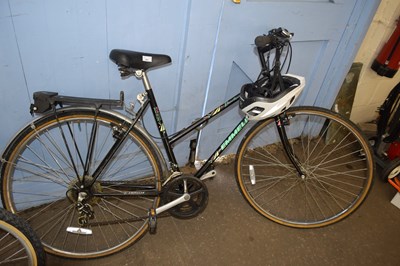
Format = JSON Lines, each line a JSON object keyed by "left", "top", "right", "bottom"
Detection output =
{"left": 2, "top": 111, "right": 161, "bottom": 258}
{"left": 0, "top": 220, "right": 38, "bottom": 266}
{"left": 237, "top": 108, "right": 373, "bottom": 227}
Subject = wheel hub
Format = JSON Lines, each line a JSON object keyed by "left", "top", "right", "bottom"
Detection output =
{"left": 66, "top": 176, "right": 102, "bottom": 204}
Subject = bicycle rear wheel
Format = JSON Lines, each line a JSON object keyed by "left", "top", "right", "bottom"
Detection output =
{"left": 0, "top": 208, "right": 45, "bottom": 266}
{"left": 1, "top": 107, "right": 163, "bottom": 258}
{"left": 235, "top": 106, "right": 374, "bottom": 228}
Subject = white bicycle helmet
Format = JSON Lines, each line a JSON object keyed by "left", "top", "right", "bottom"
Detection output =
{"left": 239, "top": 73, "right": 305, "bottom": 120}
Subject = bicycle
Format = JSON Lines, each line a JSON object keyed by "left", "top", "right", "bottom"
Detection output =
{"left": 371, "top": 81, "right": 400, "bottom": 187}
{"left": 0, "top": 208, "right": 46, "bottom": 265}
{"left": 0, "top": 27, "right": 374, "bottom": 259}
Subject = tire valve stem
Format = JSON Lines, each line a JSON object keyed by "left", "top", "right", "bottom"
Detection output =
{"left": 249, "top": 165, "right": 256, "bottom": 185}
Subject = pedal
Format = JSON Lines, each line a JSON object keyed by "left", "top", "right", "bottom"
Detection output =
{"left": 200, "top": 170, "right": 217, "bottom": 181}
{"left": 148, "top": 208, "right": 157, "bottom": 234}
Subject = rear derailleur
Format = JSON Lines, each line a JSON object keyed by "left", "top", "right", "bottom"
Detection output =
{"left": 77, "top": 204, "right": 94, "bottom": 226}
{"left": 65, "top": 190, "right": 95, "bottom": 235}
{"left": 74, "top": 191, "right": 94, "bottom": 226}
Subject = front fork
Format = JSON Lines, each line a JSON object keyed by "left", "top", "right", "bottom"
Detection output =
{"left": 275, "top": 113, "right": 305, "bottom": 179}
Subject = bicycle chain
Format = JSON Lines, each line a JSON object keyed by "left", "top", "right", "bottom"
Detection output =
{"left": 85, "top": 181, "right": 169, "bottom": 226}
{"left": 86, "top": 212, "right": 170, "bottom": 227}
{"left": 83, "top": 181, "right": 164, "bottom": 226}
{"left": 100, "top": 180, "right": 150, "bottom": 185}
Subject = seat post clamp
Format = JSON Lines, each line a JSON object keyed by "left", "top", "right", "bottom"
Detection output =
{"left": 135, "top": 70, "right": 143, "bottom": 78}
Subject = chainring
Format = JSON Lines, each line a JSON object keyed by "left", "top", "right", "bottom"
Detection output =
{"left": 162, "top": 176, "right": 208, "bottom": 219}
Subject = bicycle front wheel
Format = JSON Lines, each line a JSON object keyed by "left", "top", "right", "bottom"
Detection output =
{"left": 235, "top": 106, "right": 374, "bottom": 228}
{"left": 0, "top": 208, "right": 46, "bottom": 266}
{"left": 1, "top": 107, "right": 163, "bottom": 258}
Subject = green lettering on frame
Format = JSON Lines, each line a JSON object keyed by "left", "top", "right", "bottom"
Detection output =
{"left": 220, "top": 117, "right": 248, "bottom": 151}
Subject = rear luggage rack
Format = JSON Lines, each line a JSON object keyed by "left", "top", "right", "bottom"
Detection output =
{"left": 30, "top": 91, "right": 124, "bottom": 114}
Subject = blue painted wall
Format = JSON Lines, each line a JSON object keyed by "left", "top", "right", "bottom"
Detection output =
{"left": 0, "top": 0, "right": 379, "bottom": 166}
{"left": 0, "top": 0, "right": 190, "bottom": 160}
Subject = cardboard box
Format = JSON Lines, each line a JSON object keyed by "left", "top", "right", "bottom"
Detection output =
{"left": 391, "top": 192, "right": 400, "bottom": 209}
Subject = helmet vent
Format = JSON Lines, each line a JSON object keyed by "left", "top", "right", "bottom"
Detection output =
{"left": 249, "top": 107, "right": 265, "bottom": 116}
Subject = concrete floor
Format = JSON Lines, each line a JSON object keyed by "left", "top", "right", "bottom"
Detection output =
{"left": 47, "top": 163, "right": 400, "bottom": 266}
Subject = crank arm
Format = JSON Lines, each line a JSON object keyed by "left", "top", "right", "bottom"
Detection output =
{"left": 200, "top": 169, "right": 217, "bottom": 181}
{"left": 155, "top": 193, "right": 190, "bottom": 215}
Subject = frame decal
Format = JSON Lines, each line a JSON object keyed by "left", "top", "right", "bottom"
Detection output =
{"left": 153, "top": 107, "right": 166, "bottom": 132}
{"left": 221, "top": 117, "right": 248, "bottom": 151}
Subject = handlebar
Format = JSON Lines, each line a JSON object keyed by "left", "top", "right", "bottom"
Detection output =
{"left": 255, "top": 35, "right": 274, "bottom": 48}
{"left": 254, "top": 27, "right": 294, "bottom": 93}
{"left": 254, "top": 27, "right": 293, "bottom": 48}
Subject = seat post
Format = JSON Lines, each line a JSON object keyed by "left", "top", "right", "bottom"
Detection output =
{"left": 135, "top": 70, "right": 152, "bottom": 91}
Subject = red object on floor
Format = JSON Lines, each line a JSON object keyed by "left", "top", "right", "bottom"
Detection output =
{"left": 387, "top": 141, "right": 400, "bottom": 160}
{"left": 389, "top": 177, "right": 400, "bottom": 192}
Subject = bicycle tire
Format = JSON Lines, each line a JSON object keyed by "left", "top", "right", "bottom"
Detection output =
{"left": 382, "top": 157, "right": 400, "bottom": 181}
{"left": 1, "top": 107, "right": 164, "bottom": 258}
{"left": 235, "top": 106, "right": 374, "bottom": 228}
{"left": 0, "top": 208, "right": 46, "bottom": 266}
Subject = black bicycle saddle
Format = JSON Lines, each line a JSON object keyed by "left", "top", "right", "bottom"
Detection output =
{"left": 109, "top": 49, "right": 171, "bottom": 71}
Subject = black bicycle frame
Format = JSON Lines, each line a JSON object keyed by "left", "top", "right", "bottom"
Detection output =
{"left": 82, "top": 86, "right": 246, "bottom": 195}
{"left": 72, "top": 40, "right": 300, "bottom": 196}
{"left": 124, "top": 85, "right": 301, "bottom": 181}
{"left": 82, "top": 77, "right": 302, "bottom": 198}
{"left": 146, "top": 88, "right": 248, "bottom": 178}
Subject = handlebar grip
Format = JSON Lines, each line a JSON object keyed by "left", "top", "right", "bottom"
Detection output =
{"left": 255, "top": 35, "right": 273, "bottom": 48}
